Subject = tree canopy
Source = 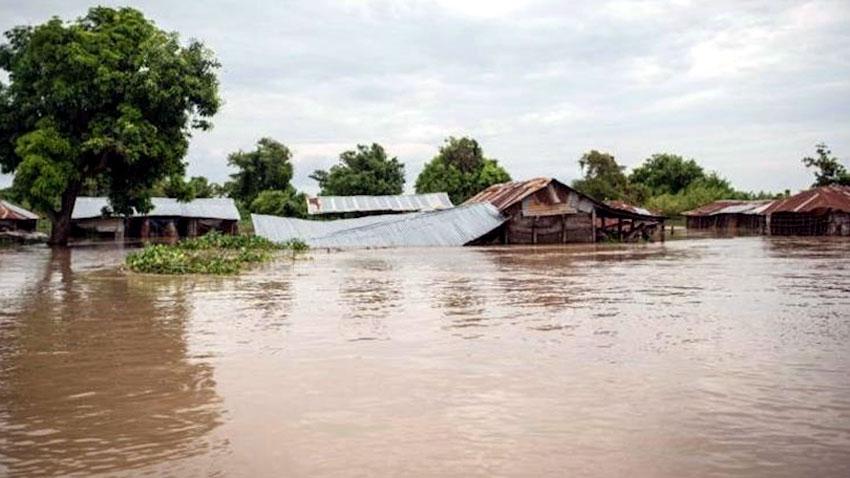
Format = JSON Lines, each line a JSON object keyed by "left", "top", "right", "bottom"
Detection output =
{"left": 571, "top": 150, "right": 645, "bottom": 203}
{"left": 628, "top": 154, "right": 706, "bottom": 196}
{"left": 310, "top": 143, "right": 405, "bottom": 196}
{"left": 0, "top": 6, "right": 220, "bottom": 244}
{"left": 226, "top": 138, "right": 295, "bottom": 206}
{"left": 802, "top": 143, "right": 850, "bottom": 187}
{"left": 249, "top": 188, "right": 307, "bottom": 218}
{"left": 415, "top": 136, "right": 511, "bottom": 204}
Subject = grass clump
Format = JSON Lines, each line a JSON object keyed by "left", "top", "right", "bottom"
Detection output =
{"left": 125, "top": 231, "right": 308, "bottom": 275}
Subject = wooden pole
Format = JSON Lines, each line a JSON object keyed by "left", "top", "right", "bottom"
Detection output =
{"left": 591, "top": 209, "right": 597, "bottom": 243}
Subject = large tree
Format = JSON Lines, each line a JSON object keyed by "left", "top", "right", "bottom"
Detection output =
{"left": 0, "top": 7, "right": 220, "bottom": 244}
{"left": 628, "top": 153, "right": 706, "bottom": 196}
{"left": 802, "top": 143, "right": 850, "bottom": 187}
{"left": 571, "top": 150, "right": 644, "bottom": 202}
{"left": 310, "top": 143, "right": 405, "bottom": 196}
{"left": 226, "top": 138, "right": 296, "bottom": 207}
{"left": 415, "top": 136, "right": 511, "bottom": 204}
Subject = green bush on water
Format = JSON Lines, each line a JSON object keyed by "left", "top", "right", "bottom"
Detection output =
{"left": 125, "top": 231, "right": 308, "bottom": 275}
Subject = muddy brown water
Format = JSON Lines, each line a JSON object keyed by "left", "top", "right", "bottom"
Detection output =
{"left": 1, "top": 237, "right": 849, "bottom": 477}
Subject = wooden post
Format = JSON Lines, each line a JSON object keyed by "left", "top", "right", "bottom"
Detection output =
{"left": 591, "top": 209, "right": 597, "bottom": 243}
{"left": 532, "top": 216, "right": 538, "bottom": 244}
{"left": 141, "top": 218, "right": 150, "bottom": 239}
{"left": 561, "top": 214, "right": 567, "bottom": 243}
{"left": 617, "top": 218, "right": 623, "bottom": 240}
{"left": 660, "top": 220, "right": 666, "bottom": 242}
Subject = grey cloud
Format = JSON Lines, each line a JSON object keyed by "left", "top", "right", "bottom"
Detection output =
{"left": 1, "top": 0, "right": 849, "bottom": 195}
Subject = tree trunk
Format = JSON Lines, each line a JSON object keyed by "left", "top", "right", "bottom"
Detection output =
{"left": 48, "top": 182, "right": 82, "bottom": 246}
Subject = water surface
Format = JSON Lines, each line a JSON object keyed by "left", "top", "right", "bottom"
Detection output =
{"left": 1, "top": 237, "right": 849, "bottom": 477}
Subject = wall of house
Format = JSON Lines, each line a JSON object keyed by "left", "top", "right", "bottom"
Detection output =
{"left": 0, "top": 219, "right": 37, "bottom": 232}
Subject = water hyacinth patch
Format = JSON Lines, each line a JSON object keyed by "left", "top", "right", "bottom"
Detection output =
{"left": 125, "top": 231, "right": 308, "bottom": 275}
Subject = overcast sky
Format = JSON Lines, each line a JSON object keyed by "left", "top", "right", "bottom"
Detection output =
{"left": 1, "top": 0, "right": 849, "bottom": 194}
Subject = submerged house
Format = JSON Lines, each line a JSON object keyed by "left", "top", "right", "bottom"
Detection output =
{"left": 253, "top": 202, "right": 504, "bottom": 248}
{"left": 682, "top": 200, "right": 775, "bottom": 233}
{"left": 763, "top": 185, "right": 850, "bottom": 236}
{"left": 0, "top": 200, "right": 38, "bottom": 233}
{"left": 71, "top": 197, "right": 240, "bottom": 241}
{"left": 464, "top": 178, "right": 665, "bottom": 244}
{"left": 307, "top": 193, "right": 453, "bottom": 217}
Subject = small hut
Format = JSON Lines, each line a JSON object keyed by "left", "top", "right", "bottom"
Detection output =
{"left": 306, "top": 193, "right": 453, "bottom": 217}
{"left": 464, "top": 178, "right": 665, "bottom": 244}
{"left": 763, "top": 186, "right": 850, "bottom": 236}
{"left": 0, "top": 200, "right": 38, "bottom": 233}
{"left": 682, "top": 200, "right": 774, "bottom": 233}
{"left": 71, "top": 197, "right": 240, "bottom": 241}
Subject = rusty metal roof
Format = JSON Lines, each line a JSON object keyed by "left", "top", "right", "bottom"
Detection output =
{"left": 0, "top": 200, "right": 39, "bottom": 220}
{"left": 306, "top": 193, "right": 453, "bottom": 215}
{"left": 604, "top": 200, "right": 662, "bottom": 218}
{"left": 682, "top": 199, "right": 775, "bottom": 217}
{"left": 762, "top": 186, "right": 850, "bottom": 214}
{"left": 464, "top": 177, "right": 559, "bottom": 210}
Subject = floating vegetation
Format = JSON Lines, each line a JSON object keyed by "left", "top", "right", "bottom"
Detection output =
{"left": 125, "top": 231, "right": 308, "bottom": 275}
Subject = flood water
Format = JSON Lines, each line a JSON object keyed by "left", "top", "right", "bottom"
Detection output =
{"left": 1, "top": 237, "right": 849, "bottom": 477}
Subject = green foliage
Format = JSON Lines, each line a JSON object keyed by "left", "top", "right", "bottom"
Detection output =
{"left": 250, "top": 188, "right": 307, "bottom": 218}
{"left": 629, "top": 154, "right": 706, "bottom": 195}
{"left": 151, "top": 175, "right": 225, "bottom": 200}
{"left": 227, "top": 138, "right": 295, "bottom": 206}
{"left": 125, "top": 231, "right": 307, "bottom": 275}
{"left": 311, "top": 143, "right": 405, "bottom": 196}
{"left": 802, "top": 143, "right": 850, "bottom": 187}
{"left": 0, "top": 7, "right": 220, "bottom": 244}
{"left": 571, "top": 150, "right": 645, "bottom": 202}
{"left": 415, "top": 136, "right": 511, "bottom": 204}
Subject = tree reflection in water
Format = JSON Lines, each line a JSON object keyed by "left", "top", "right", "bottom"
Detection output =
{"left": 0, "top": 247, "right": 224, "bottom": 476}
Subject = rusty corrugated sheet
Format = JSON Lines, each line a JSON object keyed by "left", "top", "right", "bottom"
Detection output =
{"left": 762, "top": 186, "right": 850, "bottom": 214}
{"left": 306, "top": 193, "right": 453, "bottom": 215}
{"left": 464, "top": 177, "right": 559, "bottom": 211}
{"left": 604, "top": 200, "right": 664, "bottom": 218}
{"left": 682, "top": 199, "right": 774, "bottom": 217}
{"left": 0, "top": 200, "right": 39, "bottom": 220}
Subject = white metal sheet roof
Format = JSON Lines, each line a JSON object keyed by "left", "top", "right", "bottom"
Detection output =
{"left": 72, "top": 197, "right": 240, "bottom": 221}
{"left": 253, "top": 203, "right": 505, "bottom": 248}
{"left": 306, "top": 192, "right": 453, "bottom": 215}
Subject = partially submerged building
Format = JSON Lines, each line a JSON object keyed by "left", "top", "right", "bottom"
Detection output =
{"left": 71, "top": 197, "right": 240, "bottom": 241}
{"left": 253, "top": 203, "right": 504, "bottom": 248}
{"left": 0, "top": 200, "right": 38, "bottom": 233}
{"left": 682, "top": 200, "right": 774, "bottom": 233}
{"left": 464, "top": 178, "right": 665, "bottom": 244}
{"left": 763, "top": 186, "right": 850, "bottom": 236}
{"left": 307, "top": 192, "right": 453, "bottom": 217}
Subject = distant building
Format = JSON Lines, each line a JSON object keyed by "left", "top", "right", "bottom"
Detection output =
{"left": 0, "top": 200, "right": 39, "bottom": 233}
{"left": 306, "top": 193, "right": 453, "bottom": 217}
{"left": 682, "top": 200, "right": 774, "bottom": 234}
{"left": 464, "top": 178, "right": 665, "bottom": 244}
{"left": 71, "top": 197, "right": 240, "bottom": 241}
{"left": 763, "top": 186, "right": 850, "bottom": 236}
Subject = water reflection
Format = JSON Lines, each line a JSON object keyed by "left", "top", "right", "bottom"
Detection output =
{"left": 338, "top": 258, "right": 403, "bottom": 341}
{"left": 0, "top": 247, "right": 223, "bottom": 476}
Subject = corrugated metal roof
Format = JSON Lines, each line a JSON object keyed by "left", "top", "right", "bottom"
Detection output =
{"left": 72, "top": 197, "right": 240, "bottom": 220}
{"left": 465, "top": 177, "right": 554, "bottom": 211}
{"left": 682, "top": 199, "right": 775, "bottom": 217}
{"left": 306, "top": 192, "right": 453, "bottom": 215}
{"left": 762, "top": 186, "right": 850, "bottom": 214}
{"left": 0, "top": 200, "right": 39, "bottom": 220}
{"left": 604, "top": 200, "right": 662, "bottom": 218}
{"left": 253, "top": 203, "right": 505, "bottom": 248}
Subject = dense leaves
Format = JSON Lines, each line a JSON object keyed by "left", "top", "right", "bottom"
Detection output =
{"left": 311, "top": 143, "right": 404, "bottom": 196}
{"left": 250, "top": 188, "right": 307, "bottom": 217}
{"left": 0, "top": 7, "right": 220, "bottom": 244}
{"left": 628, "top": 154, "right": 706, "bottom": 196}
{"left": 125, "top": 231, "right": 307, "bottom": 275}
{"left": 571, "top": 150, "right": 645, "bottom": 203}
{"left": 802, "top": 143, "right": 850, "bottom": 187}
{"left": 227, "top": 138, "right": 295, "bottom": 206}
{"left": 415, "top": 137, "right": 511, "bottom": 204}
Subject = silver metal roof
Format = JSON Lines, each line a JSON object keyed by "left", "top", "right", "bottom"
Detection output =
{"left": 306, "top": 192, "right": 453, "bottom": 215}
{"left": 72, "top": 197, "right": 241, "bottom": 221}
{"left": 253, "top": 203, "right": 505, "bottom": 248}
{"left": 0, "top": 200, "right": 39, "bottom": 220}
